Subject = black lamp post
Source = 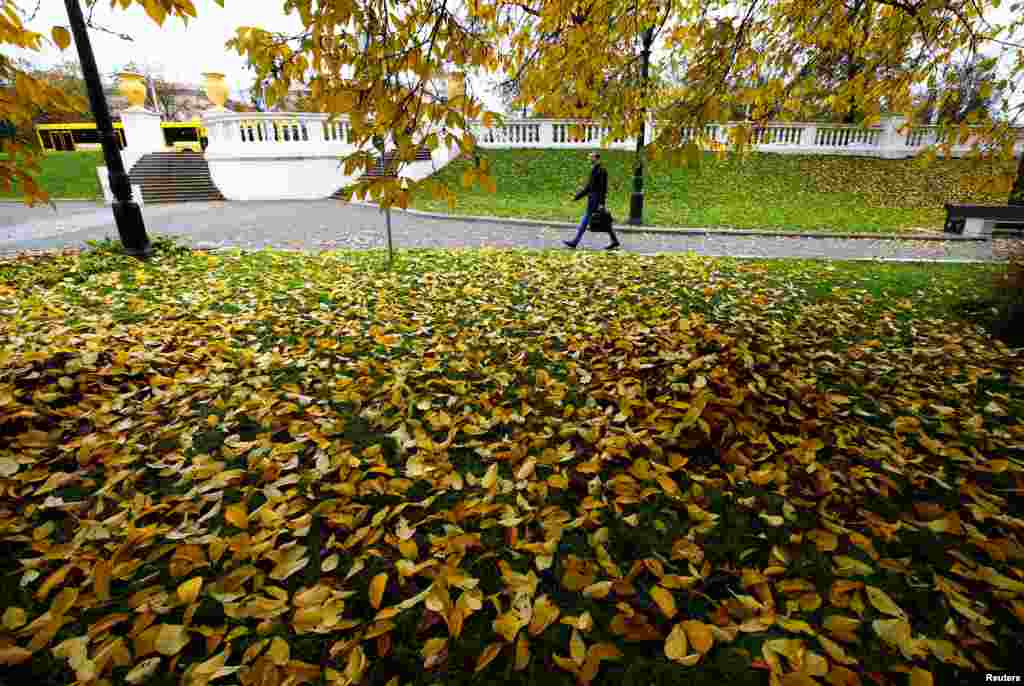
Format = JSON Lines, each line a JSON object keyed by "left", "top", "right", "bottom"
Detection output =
{"left": 628, "top": 26, "right": 654, "bottom": 226}
{"left": 64, "top": 0, "right": 152, "bottom": 257}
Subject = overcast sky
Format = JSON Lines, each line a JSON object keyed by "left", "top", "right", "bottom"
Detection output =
{"left": 17, "top": 1, "right": 1022, "bottom": 115}
{"left": 18, "top": 0, "right": 508, "bottom": 109}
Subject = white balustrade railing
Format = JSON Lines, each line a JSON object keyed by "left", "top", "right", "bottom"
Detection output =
{"left": 200, "top": 111, "right": 460, "bottom": 201}
{"left": 905, "top": 126, "right": 938, "bottom": 148}
{"left": 203, "top": 112, "right": 362, "bottom": 159}
{"left": 469, "top": 118, "right": 1024, "bottom": 159}
{"left": 199, "top": 111, "right": 1024, "bottom": 168}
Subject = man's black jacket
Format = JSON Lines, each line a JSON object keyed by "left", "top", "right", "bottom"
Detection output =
{"left": 575, "top": 163, "right": 608, "bottom": 208}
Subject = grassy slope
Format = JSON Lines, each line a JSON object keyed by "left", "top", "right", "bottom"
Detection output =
{"left": 0, "top": 151, "right": 104, "bottom": 200}
{"left": 412, "top": 149, "right": 1012, "bottom": 233}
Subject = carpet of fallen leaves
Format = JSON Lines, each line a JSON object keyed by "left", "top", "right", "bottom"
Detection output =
{"left": 1, "top": 242, "right": 1023, "bottom": 686}
{"left": 798, "top": 156, "right": 1014, "bottom": 210}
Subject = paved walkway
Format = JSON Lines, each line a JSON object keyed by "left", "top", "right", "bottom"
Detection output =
{"left": 0, "top": 200, "right": 1009, "bottom": 261}
{"left": 0, "top": 200, "right": 102, "bottom": 235}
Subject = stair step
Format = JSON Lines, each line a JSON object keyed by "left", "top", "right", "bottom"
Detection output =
{"left": 145, "top": 195, "right": 223, "bottom": 200}
{"left": 128, "top": 152, "right": 224, "bottom": 204}
{"left": 134, "top": 179, "right": 216, "bottom": 184}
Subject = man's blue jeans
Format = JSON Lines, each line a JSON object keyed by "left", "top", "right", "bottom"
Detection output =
{"left": 568, "top": 203, "right": 619, "bottom": 246}
{"left": 568, "top": 206, "right": 594, "bottom": 245}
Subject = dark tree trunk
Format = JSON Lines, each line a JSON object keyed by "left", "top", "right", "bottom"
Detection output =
{"left": 1010, "top": 152, "right": 1024, "bottom": 206}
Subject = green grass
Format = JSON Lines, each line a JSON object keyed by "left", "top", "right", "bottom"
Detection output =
{"left": 1, "top": 242, "right": 1022, "bottom": 686}
{"left": 411, "top": 148, "right": 1014, "bottom": 233}
{"left": 0, "top": 150, "right": 104, "bottom": 199}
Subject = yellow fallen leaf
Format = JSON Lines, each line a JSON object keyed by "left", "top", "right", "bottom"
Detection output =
{"left": 422, "top": 637, "right": 448, "bottom": 668}
{"left": 529, "top": 595, "right": 560, "bottom": 636}
{"left": 323, "top": 553, "right": 341, "bottom": 571}
{"left": 494, "top": 609, "right": 527, "bottom": 642}
{"left": 370, "top": 573, "right": 388, "bottom": 610}
{"left": 514, "top": 632, "right": 530, "bottom": 671}
{"left": 2, "top": 607, "right": 27, "bottom": 630}
{"left": 804, "top": 651, "right": 829, "bottom": 676}
{"left": 657, "top": 474, "right": 680, "bottom": 497}
{"left": 650, "top": 586, "right": 677, "bottom": 619}
{"left": 583, "top": 581, "right": 612, "bottom": 599}
{"left": 778, "top": 617, "right": 816, "bottom": 636}
{"left": 833, "top": 556, "right": 873, "bottom": 577}
{"left": 570, "top": 628, "right": 586, "bottom": 666}
{"left": 664, "top": 623, "right": 689, "bottom": 662}
{"left": 177, "top": 577, "right": 203, "bottom": 605}
{"left": 872, "top": 618, "right": 924, "bottom": 660}
{"left": 0, "top": 456, "right": 20, "bottom": 477}
{"left": 50, "top": 587, "right": 79, "bottom": 617}
{"left": 553, "top": 653, "right": 580, "bottom": 677}
{"left": 763, "top": 638, "right": 805, "bottom": 674}
{"left": 799, "top": 593, "right": 822, "bottom": 612}
{"left": 225, "top": 503, "right": 249, "bottom": 529}
{"left": 909, "top": 667, "right": 934, "bottom": 686}
{"left": 679, "top": 620, "right": 712, "bottom": 654}
{"left": 864, "top": 585, "right": 905, "bottom": 618}
{"left": 482, "top": 463, "right": 499, "bottom": 489}
{"left": 94, "top": 560, "right": 111, "bottom": 602}
{"left": 268, "top": 636, "right": 290, "bottom": 666}
{"left": 824, "top": 665, "right": 861, "bottom": 686}
{"left": 661, "top": 575, "right": 700, "bottom": 589}
{"left": 346, "top": 645, "right": 367, "bottom": 683}
{"left": 476, "top": 641, "right": 504, "bottom": 672}
{"left": 516, "top": 458, "right": 537, "bottom": 480}
{"left": 808, "top": 529, "right": 839, "bottom": 552}
{"left": 124, "top": 656, "right": 162, "bottom": 684}
{"left": 816, "top": 634, "right": 856, "bottom": 665}
{"left": 154, "top": 624, "right": 189, "bottom": 656}
{"left": 977, "top": 566, "right": 1024, "bottom": 593}
{"left": 823, "top": 615, "right": 861, "bottom": 642}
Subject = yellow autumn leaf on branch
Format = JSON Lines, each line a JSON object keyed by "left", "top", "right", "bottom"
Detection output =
{"left": 51, "top": 26, "right": 70, "bottom": 50}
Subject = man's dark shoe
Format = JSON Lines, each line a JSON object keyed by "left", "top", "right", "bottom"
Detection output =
{"left": 563, "top": 241, "right": 577, "bottom": 249}
{"left": 605, "top": 242, "right": 621, "bottom": 250}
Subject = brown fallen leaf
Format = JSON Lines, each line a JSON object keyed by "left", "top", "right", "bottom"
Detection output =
{"left": 475, "top": 641, "right": 504, "bottom": 672}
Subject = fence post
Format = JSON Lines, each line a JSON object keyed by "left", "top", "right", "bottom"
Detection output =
{"left": 801, "top": 123, "right": 818, "bottom": 152}
{"left": 882, "top": 115, "right": 908, "bottom": 159}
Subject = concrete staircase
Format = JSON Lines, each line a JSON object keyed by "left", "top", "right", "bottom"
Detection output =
{"left": 128, "top": 152, "right": 225, "bottom": 204}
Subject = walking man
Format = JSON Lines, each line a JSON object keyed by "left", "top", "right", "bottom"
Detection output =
{"left": 564, "top": 151, "right": 621, "bottom": 250}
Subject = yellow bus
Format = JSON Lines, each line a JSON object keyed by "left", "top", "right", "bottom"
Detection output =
{"left": 36, "top": 122, "right": 127, "bottom": 152}
{"left": 159, "top": 121, "right": 208, "bottom": 152}
{"left": 35, "top": 120, "right": 208, "bottom": 153}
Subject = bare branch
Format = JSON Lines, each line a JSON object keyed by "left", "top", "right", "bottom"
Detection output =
{"left": 83, "top": 0, "right": 134, "bottom": 41}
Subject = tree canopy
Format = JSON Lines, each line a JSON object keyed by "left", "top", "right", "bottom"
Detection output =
{"left": 1, "top": 0, "right": 1022, "bottom": 205}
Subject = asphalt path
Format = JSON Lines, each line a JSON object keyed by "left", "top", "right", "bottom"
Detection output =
{"left": 0, "top": 199, "right": 1004, "bottom": 262}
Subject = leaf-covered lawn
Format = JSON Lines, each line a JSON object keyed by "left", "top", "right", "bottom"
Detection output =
{"left": 412, "top": 149, "right": 1013, "bottom": 233}
{"left": 0, "top": 151, "right": 104, "bottom": 200}
{"left": 1, "top": 243, "right": 1022, "bottom": 686}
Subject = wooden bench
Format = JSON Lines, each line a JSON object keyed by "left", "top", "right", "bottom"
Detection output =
{"left": 944, "top": 204, "right": 1024, "bottom": 237}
